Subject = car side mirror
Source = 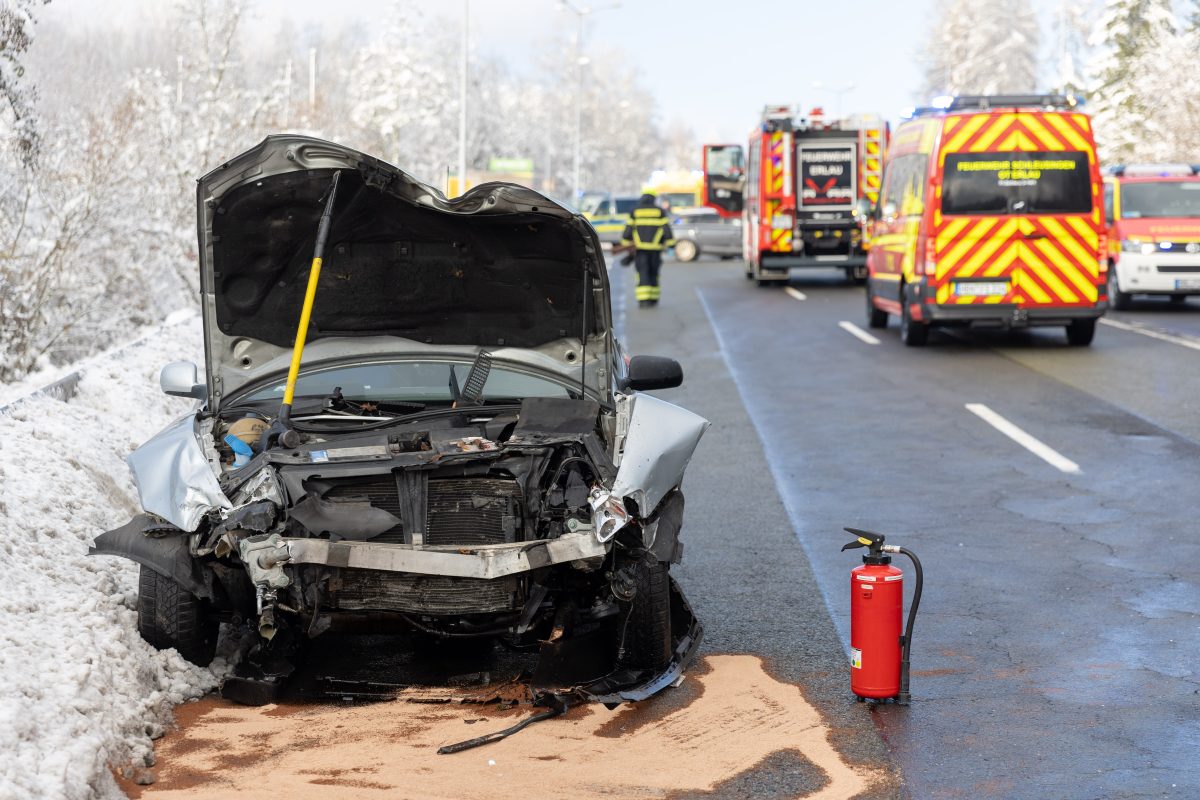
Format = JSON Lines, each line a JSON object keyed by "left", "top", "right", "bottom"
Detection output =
{"left": 160, "top": 360, "right": 206, "bottom": 399}
{"left": 624, "top": 355, "right": 683, "bottom": 391}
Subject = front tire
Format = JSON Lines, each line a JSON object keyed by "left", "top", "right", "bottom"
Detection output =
{"left": 1066, "top": 318, "right": 1096, "bottom": 346}
{"left": 674, "top": 240, "right": 699, "bottom": 263}
{"left": 900, "top": 287, "right": 929, "bottom": 346}
{"left": 137, "top": 565, "right": 218, "bottom": 666}
{"left": 620, "top": 555, "right": 672, "bottom": 671}
{"left": 866, "top": 282, "right": 888, "bottom": 329}
{"left": 1109, "top": 267, "right": 1132, "bottom": 310}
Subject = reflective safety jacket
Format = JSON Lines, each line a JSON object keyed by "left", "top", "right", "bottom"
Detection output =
{"left": 621, "top": 201, "right": 676, "bottom": 251}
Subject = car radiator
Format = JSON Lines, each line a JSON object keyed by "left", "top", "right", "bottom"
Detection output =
{"left": 321, "top": 475, "right": 523, "bottom": 546}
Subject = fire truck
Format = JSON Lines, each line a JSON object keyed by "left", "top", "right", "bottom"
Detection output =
{"left": 702, "top": 106, "right": 888, "bottom": 285}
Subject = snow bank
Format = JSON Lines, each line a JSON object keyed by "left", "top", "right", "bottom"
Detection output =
{"left": 0, "top": 315, "right": 230, "bottom": 800}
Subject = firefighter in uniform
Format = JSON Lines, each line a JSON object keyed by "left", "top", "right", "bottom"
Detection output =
{"left": 620, "top": 191, "right": 675, "bottom": 307}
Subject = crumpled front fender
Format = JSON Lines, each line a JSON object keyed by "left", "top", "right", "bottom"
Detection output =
{"left": 611, "top": 394, "right": 709, "bottom": 516}
{"left": 127, "top": 413, "right": 232, "bottom": 531}
{"left": 89, "top": 514, "right": 215, "bottom": 600}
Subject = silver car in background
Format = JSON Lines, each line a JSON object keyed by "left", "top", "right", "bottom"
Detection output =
{"left": 670, "top": 208, "right": 742, "bottom": 262}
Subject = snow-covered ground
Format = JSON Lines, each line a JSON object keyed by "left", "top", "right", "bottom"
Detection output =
{"left": 0, "top": 315, "right": 231, "bottom": 800}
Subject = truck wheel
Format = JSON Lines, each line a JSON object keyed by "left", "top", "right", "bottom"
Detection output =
{"left": 900, "top": 290, "right": 929, "bottom": 347}
{"left": 1066, "top": 318, "right": 1096, "bottom": 346}
{"left": 137, "top": 565, "right": 218, "bottom": 666}
{"left": 619, "top": 554, "right": 672, "bottom": 671}
{"left": 1108, "top": 268, "right": 1132, "bottom": 310}
{"left": 674, "top": 240, "right": 699, "bottom": 263}
{"left": 866, "top": 284, "right": 888, "bottom": 329}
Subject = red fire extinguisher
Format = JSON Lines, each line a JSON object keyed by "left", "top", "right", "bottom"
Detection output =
{"left": 842, "top": 528, "right": 923, "bottom": 705}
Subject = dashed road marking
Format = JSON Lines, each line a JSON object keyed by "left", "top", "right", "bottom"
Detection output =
{"left": 838, "top": 321, "right": 880, "bottom": 345}
{"left": 784, "top": 287, "right": 807, "bottom": 302}
{"left": 1099, "top": 317, "right": 1200, "bottom": 353}
{"left": 965, "top": 403, "right": 1081, "bottom": 474}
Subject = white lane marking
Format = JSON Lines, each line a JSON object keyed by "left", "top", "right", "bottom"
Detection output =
{"left": 784, "top": 287, "right": 808, "bottom": 302}
{"left": 838, "top": 321, "right": 880, "bottom": 345}
{"left": 965, "top": 403, "right": 1081, "bottom": 474}
{"left": 1099, "top": 317, "right": 1200, "bottom": 352}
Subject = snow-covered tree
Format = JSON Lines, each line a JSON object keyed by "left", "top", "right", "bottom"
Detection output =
{"left": 1087, "top": 0, "right": 1177, "bottom": 161}
{"left": 0, "top": 0, "right": 48, "bottom": 166}
{"left": 920, "top": 0, "right": 1040, "bottom": 97}
{"left": 1049, "top": 0, "right": 1092, "bottom": 96}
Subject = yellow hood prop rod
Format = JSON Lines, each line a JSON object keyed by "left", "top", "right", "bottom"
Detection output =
{"left": 263, "top": 170, "right": 342, "bottom": 450}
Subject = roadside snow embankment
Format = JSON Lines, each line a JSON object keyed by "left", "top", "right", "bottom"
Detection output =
{"left": 0, "top": 317, "right": 226, "bottom": 800}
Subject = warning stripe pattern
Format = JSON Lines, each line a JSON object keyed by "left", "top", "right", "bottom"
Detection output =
{"left": 766, "top": 198, "right": 792, "bottom": 251}
{"left": 860, "top": 128, "right": 884, "bottom": 204}
{"left": 932, "top": 112, "right": 1102, "bottom": 307}
{"left": 768, "top": 132, "right": 784, "bottom": 194}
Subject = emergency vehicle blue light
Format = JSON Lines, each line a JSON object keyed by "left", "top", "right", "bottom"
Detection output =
{"left": 1159, "top": 241, "right": 1172, "bottom": 250}
{"left": 899, "top": 106, "right": 916, "bottom": 120}
{"left": 930, "top": 95, "right": 955, "bottom": 110}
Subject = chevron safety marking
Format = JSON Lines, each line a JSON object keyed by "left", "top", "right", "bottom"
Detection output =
{"left": 932, "top": 214, "right": 1102, "bottom": 306}
{"left": 765, "top": 199, "right": 792, "bottom": 252}
{"left": 768, "top": 132, "right": 784, "bottom": 194}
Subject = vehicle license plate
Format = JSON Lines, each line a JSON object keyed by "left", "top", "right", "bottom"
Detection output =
{"left": 1175, "top": 279, "right": 1200, "bottom": 289}
{"left": 954, "top": 281, "right": 1008, "bottom": 297}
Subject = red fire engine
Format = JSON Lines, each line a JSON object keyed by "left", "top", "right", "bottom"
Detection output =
{"left": 702, "top": 105, "right": 888, "bottom": 285}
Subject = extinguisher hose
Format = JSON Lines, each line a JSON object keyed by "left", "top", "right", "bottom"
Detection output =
{"left": 897, "top": 546, "right": 923, "bottom": 706}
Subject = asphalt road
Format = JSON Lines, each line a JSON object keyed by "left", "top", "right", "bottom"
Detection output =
{"left": 617, "top": 256, "right": 1200, "bottom": 799}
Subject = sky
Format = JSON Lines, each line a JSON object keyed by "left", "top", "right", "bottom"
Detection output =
{"left": 54, "top": 0, "right": 944, "bottom": 141}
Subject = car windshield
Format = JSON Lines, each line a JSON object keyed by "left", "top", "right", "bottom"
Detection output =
{"left": 243, "top": 360, "right": 571, "bottom": 404}
{"left": 661, "top": 192, "right": 698, "bottom": 209}
{"left": 941, "top": 151, "right": 1092, "bottom": 215}
{"left": 1120, "top": 181, "right": 1200, "bottom": 218}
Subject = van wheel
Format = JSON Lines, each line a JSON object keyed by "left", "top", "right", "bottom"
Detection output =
{"left": 900, "top": 290, "right": 929, "bottom": 346}
{"left": 1066, "top": 318, "right": 1096, "bottom": 346}
{"left": 866, "top": 283, "right": 888, "bottom": 329}
{"left": 1108, "top": 268, "right": 1132, "bottom": 310}
{"left": 137, "top": 565, "right": 218, "bottom": 666}
{"left": 674, "top": 240, "right": 699, "bottom": 263}
{"left": 1170, "top": 294, "right": 1188, "bottom": 305}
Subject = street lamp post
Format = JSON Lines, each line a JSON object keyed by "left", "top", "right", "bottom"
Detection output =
{"left": 558, "top": 1, "right": 619, "bottom": 201}
{"left": 812, "top": 80, "right": 856, "bottom": 119}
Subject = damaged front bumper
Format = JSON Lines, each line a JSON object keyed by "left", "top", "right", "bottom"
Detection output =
{"left": 240, "top": 530, "right": 607, "bottom": 584}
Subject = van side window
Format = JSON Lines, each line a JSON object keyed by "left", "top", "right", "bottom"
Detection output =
{"left": 880, "top": 154, "right": 928, "bottom": 217}
{"left": 1103, "top": 183, "right": 1114, "bottom": 225}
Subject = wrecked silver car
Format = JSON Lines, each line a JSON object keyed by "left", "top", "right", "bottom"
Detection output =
{"left": 92, "top": 135, "right": 707, "bottom": 707}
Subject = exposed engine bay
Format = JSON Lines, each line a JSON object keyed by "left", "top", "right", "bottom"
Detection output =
{"left": 95, "top": 382, "right": 704, "bottom": 706}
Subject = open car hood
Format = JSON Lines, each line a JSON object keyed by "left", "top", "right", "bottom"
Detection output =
{"left": 196, "top": 136, "right": 611, "bottom": 410}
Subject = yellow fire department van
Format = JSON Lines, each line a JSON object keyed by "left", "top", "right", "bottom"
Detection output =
{"left": 865, "top": 95, "right": 1106, "bottom": 346}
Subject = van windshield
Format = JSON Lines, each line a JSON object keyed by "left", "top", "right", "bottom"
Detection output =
{"left": 1120, "top": 181, "right": 1200, "bottom": 218}
{"left": 941, "top": 151, "right": 1092, "bottom": 215}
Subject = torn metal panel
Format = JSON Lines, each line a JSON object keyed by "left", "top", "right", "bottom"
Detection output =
{"left": 126, "top": 413, "right": 232, "bottom": 531}
{"left": 285, "top": 531, "right": 606, "bottom": 580}
{"left": 610, "top": 394, "right": 709, "bottom": 516}
{"left": 289, "top": 480, "right": 402, "bottom": 541}
{"left": 90, "top": 514, "right": 216, "bottom": 600}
